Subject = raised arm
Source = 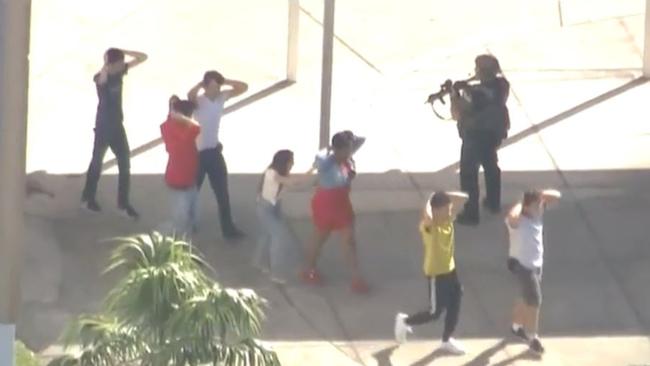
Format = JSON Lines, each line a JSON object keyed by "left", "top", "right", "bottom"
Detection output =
{"left": 447, "top": 191, "right": 469, "bottom": 216}
{"left": 169, "top": 111, "right": 199, "bottom": 127}
{"left": 541, "top": 189, "right": 562, "bottom": 206}
{"left": 506, "top": 202, "right": 523, "bottom": 228}
{"left": 274, "top": 167, "right": 316, "bottom": 186}
{"left": 222, "top": 78, "right": 248, "bottom": 100}
{"left": 122, "top": 49, "right": 148, "bottom": 69}
{"left": 187, "top": 81, "right": 203, "bottom": 104}
{"left": 94, "top": 65, "right": 110, "bottom": 85}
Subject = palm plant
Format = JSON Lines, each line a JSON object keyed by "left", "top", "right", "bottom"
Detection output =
{"left": 48, "top": 232, "right": 281, "bottom": 366}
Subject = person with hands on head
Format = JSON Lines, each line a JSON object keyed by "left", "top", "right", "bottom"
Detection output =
{"left": 81, "top": 47, "right": 148, "bottom": 220}
{"left": 253, "top": 150, "right": 316, "bottom": 284}
{"left": 301, "top": 131, "right": 369, "bottom": 294}
{"left": 394, "top": 190, "right": 469, "bottom": 355}
{"left": 160, "top": 96, "right": 201, "bottom": 237}
{"left": 187, "top": 71, "right": 248, "bottom": 240}
{"left": 505, "top": 189, "right": 561, "bottom": 355}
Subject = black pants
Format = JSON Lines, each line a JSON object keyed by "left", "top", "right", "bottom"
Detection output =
{"left": 405, "top": 270, "right": 463, "bottom": 342}
{"left": 82, "top": 126, "right": 131, "bottom": 206}
{"left": 459, "top": 132, "right": 501, "bottom": 219}
{"left": 197, "top": 145, "right": 236, "bottom": 233}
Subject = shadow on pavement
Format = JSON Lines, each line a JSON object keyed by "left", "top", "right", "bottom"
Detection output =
{"left": 372, "top": 345, "right": 398, "bottom": 366}
{"left": 460, "top": 339, "right": 508, "bottom": 366}
{"left": 20, "top": 168, "right": 650, "bottom": 352}
{"left": 490, "top": 349, "right": 541, "bottom": 366}
{"left": 437, "top": 76, "right": 648, "bottom": 175}
{"left": 410, "top": 348, "right": 447, "bottom": 366}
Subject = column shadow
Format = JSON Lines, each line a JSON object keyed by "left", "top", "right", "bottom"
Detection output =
{"left": 410, "top": 349, "right": 446, "bottom": 366}
{"left": 436, "top": 76, "right": 647, "bottom": 175}
{"left": 460, "top": 338, "right": 507, "bottom": 366}
{"left": 372, "top": 345, "right": 398, "bottom": 366}
{"left": 100, "top": 79, "right": 295, "bottom": 172}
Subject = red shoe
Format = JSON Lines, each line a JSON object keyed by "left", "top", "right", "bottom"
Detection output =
{"left": 300, "top": 269, "right": 323, "bottom": 286}
{"left": 351, "top": 278, "right": 370, "bottom": 294}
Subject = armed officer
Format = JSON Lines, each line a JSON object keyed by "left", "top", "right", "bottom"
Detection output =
{"left": 450, "top": 55, "right": 510, "bottom": 225}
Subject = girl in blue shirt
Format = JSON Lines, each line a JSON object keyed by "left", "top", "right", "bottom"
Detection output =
{"left": 301, "top": 131, "right": 368, "bottom": 293}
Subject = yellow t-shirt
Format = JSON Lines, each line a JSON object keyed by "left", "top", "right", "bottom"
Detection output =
{"left": 420, "top": 219, "right": 455, "bottom": 276}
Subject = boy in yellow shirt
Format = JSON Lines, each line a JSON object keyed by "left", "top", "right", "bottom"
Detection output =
{"left": 394, "top": 191, "right": 469, "bottom": 355}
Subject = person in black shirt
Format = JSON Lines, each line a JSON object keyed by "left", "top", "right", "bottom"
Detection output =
{"left": 450, "top": 55, "right": 510, "bottom": 226}
{"left": 81, "top": 48, "right": 147, "bottom": 219}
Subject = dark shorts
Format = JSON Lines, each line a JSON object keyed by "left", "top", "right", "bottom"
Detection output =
{"left": 511, "top": 259, "right": 542, "bottom": 307}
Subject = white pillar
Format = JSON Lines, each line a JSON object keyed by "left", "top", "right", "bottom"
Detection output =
{"left": 319, "top": 0, "right": 335, "bottom": 149}
{"left": 286, "top": 0, "right": 300, "bottom": 82}
{"left": 0, "top": 0, "right": 32, "bottom": 364}
{"left": 0, "top": 325, "right": 16, "bottom": 366}
{"left": 644, "top": 0, "right": 650, "bottom": 76}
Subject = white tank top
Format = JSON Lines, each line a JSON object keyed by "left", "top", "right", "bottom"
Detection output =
{"left": 260, "top": 169, "right": 282, "bottom": 205}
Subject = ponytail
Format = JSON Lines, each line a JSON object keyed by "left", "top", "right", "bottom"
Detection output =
{"left": 169, "top": 95, "right": 181, "bottom": 114}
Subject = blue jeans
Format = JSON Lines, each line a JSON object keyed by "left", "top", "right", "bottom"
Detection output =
{"left": 161, "top": 186, "right": 198, "bottom": 238}
{"left": 254, "top": 199, "right": 300, "bottom": 280}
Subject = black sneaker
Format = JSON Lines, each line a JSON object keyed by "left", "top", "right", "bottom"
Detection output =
{"left": 529, "top": 338, "right": 545, "bottom": 354}
{"left": 118, "top": 204, "right": 140, "bottom": 221}
{"left": 82, "top": 199, "right": 102, "bottom": 213}
{"left": 455, "top": 213, "right": 479, "bottom": 226}
{"left": 223, "top": 226, "right": 245, "bottom": 240}
{"left": 510, "top": 326, "right": 529, "bottom": 342}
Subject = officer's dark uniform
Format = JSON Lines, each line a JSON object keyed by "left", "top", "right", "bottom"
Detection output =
{"left": 456, "top": 77, "right": 510, "bottom": 224}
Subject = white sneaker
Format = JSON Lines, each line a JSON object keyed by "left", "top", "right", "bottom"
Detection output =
{"left": 394, "top": 313, "right": 412, "bottom": 344}
{"left": 439, "top": 338, "right": 466, "bottom": 355}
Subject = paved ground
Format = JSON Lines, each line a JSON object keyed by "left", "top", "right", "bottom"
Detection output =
{"left": 19, "top": 0, "right": 650, "bottom": 365}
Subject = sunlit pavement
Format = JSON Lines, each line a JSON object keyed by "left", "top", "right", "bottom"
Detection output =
{"left": 25, "top": 0, "right": 650, "bottom": 364}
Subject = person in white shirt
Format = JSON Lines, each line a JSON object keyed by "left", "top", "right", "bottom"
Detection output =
{"left": 505, "top": 189, "right": 561, "bottom": 355}
{"left": 253, "top": 150, "right": 314, "bottom": 284}
{"left": 187, "top": 71, "right": 248, "bottom": 239}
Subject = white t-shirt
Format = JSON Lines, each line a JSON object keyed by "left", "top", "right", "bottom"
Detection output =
{"left": 194, "top": 92, "right": 230, "bottom": 151}
{"left": 260, "top": 169, "right": 282, "bottom": 205}
{"left": 506, "top": 214, "right": 544, "bottom": 269}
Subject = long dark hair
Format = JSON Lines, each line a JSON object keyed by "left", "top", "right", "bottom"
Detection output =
{"left": 257, "top": 150, "right": 294, "bottom": 195}
{"left": 270, "top": 150, "right": 294, "bottom": 176}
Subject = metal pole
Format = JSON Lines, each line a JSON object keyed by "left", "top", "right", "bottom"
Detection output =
{"left": 0, "top": 0, "right": 32, "bottom": 364}
{"left": 319, "top": 0, "right": 335, "bottom": 149}
{"left": 644, "top": 0, "right": 650, "bottom": 76}
{"left": 286, "top": 0, "right": 300, "bottom": 82}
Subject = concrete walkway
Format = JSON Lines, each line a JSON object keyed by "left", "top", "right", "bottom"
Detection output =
{"left": 21, "top": 0, "right": 650, "bottom": 365}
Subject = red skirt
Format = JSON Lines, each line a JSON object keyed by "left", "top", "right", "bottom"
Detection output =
{"left": 311, "top": 187, "right": 354, "bottom": 232}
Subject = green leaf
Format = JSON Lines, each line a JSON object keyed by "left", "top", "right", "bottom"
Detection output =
{"left": 55, "top": 232, "right": 279, "bottom": 366}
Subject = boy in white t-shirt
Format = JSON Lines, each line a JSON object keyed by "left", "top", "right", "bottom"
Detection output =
{"left": 505, "top": 189, "right": 561, "bottom": 355}
{"left": 187, "top": 70, "right": 248, "bottom": 240}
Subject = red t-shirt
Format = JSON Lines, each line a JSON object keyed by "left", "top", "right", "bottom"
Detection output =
{"left": 160, "top": 117, "right": 201, "bottom": 189}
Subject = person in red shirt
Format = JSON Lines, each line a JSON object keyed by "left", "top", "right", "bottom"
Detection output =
{"left": 160, "top": 95, "right": 201, "bottom": 236}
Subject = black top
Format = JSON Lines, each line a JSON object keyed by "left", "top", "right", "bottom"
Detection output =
{"left": 94, "top": 65, "right": 128, "bottom": 129}
{"left": 458, "top": 77, "right": 510, "bottom": 139}
{"left": 468, "top": 78, "right": 508, "bottom": 110}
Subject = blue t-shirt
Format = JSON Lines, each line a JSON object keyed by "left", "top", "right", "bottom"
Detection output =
{"left": 314, "top": 153, "right": 352, "bottom": 189}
